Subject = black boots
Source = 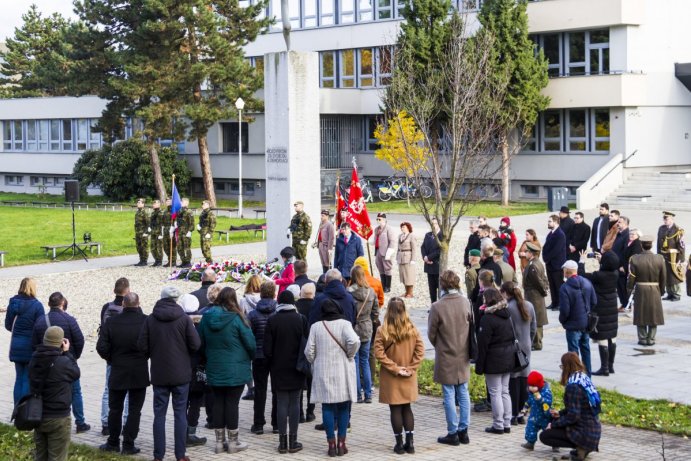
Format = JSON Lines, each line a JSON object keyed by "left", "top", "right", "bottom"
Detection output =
{"left": 278, "top": 434, "right": 288, "bottom": 454}
{"left": 381, "top": 274, "right": 391, "bottom": 293}
{"left": 404, "top": 432, "right": 415, "bottom": 454}
{"left": 609, "top": 343, "right": 616, "bottom": 374}
{"left": 393, "top": 434, "right": 405, "bottom": 454}
{"left": 592, "top": 345, "right": 610, "bottom": 376}
{"left": 288, "top": 434, "right": 303, "bottom": 453}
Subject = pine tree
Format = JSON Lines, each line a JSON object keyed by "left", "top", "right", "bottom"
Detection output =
{"left": 477, "top": 0, "right": 550, "bottom": 205}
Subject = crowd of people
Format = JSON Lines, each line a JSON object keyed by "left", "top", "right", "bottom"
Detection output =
{"left": 6, "top": 204, "right": 685, "bottom": 461}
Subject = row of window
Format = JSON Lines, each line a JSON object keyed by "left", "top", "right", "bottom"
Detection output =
{"left": 320, "top": 47, "right": 393, "bottom": 88}
{"left": 4, "top": 175, "right": 67, "bottom": 186}
{"left": 521, "top": 184, "right": 578, "bottom": 199}
{"left": 524, "top": 109, "right": 610, "bottom": 153}
{"left": 532, "top": 29, "right": 610, "bottom": 77}
{"left": 191, "top": 180, "right": 257, "bottom": 196}
{"left": 2, "top": 119, "right": 103, "bottom": 152}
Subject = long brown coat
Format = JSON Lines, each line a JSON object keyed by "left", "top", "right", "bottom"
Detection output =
{"left": 373, "top": 326, "right": 425, "bottom": 404}
{"left": 628, "top": 251, "right": 666, "bottom": 326}
{"left": 428, "top": 292, "right": 471, "bottom": 385}
{"left": 317, "top": 220, "right": 335, "bottom": 268}
{"left": 518, "top": 239, "right": 542, "bottom": 271}
{"left": 397, "top": 233, "right": 417, "bottom": 285}
{"left": 523, "top": 258, "right": 549, "bottom": 327}
{"left": 374, "top": 224, "right": 396, "bottom": 276}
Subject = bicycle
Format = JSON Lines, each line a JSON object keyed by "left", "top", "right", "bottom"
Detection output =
{"left": 359, "top": 178, "right": 374, "bottom": 203}
{"left": 377, "top": 177, "right": 405, "bottom": 201}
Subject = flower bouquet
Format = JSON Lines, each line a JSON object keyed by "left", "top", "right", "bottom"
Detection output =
{"left": 169, "top": 259, "right": 283, "bottom": 284}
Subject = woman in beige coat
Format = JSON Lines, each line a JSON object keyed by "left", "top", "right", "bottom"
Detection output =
{"left": 397, "top": 222, "right": 417, "bottom": 298}
{"left": 373, "top": 298, "right": 425, "bottom": 455}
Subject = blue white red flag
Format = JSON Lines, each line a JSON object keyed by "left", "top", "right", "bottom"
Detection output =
{"left": 171, "top": 183, "right": 182, "bottom": 221}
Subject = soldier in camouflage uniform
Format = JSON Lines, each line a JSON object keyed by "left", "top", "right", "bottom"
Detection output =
{"left": 163, "top": 198, "right": 177, "bottom": 267}
{"left": 197, "top": 200, "right": 216, "bottom": 263}
{"left": 134, "top": 198, "right": 150, "bottom": 266}
{"left": 289, "top": 200, "right": 312, "bottom": 260}
{"left": 177, "top": 197, "right": 195, "bottom": 268}
{"left": 150, "top": 199, "right": 164, "bottom": 266}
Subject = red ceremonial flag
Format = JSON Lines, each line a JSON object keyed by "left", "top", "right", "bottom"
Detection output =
{"left": 347, "top": 167, "right": 372, "bottom": 239}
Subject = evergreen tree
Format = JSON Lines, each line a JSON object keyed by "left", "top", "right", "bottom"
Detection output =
{"left": 477, "top": 0, "right": 550, "bottom": 205}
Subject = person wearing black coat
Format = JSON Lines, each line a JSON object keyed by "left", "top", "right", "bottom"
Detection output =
{"left": 264, "top": 291, "right": 308, "bottom": 453}
{"left": 475, "top": 289, "right": 516, "bottom": 435}
{"left": 189, "top": 269, "right": 217, "bottom": 308}
{"left": 622, "top": 230, "right": 643, "bottom": 309}
{"left": 308, "top": 270, "right": 357, "bottom": 326}
{"left": 97, "top": 293, "right": 149, "bottom": 455}
{"left": 543, "top": 216, "right": 567, "bottom": 310}
{"left": 421, "top": 219, "right": 442, "bottom": 303}
{"left": 464, "top": 220, "right": 482, "bottom": 268}
{"left": 294, "top": 260, "right": 316, "bottom": 289}
{"left": 577, "top": 251, "right": 619, "bottom": 377}
{"left": 559, "top": 207, "right": 575, "bottom": 247}
{"left": 590, "top": 203, "right": 610, "bottom": 253}
{"left": 567, "top": 213, "right": 591, "bottom": 262}
{"left": 611, "top": 217, "right": 630, "bottom": 308}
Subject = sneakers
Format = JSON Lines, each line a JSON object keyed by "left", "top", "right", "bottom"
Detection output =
{"left": 76, "top": 423, "right": 91, "bottom": 433}
{"left": 437, "top": 432, "right": 460, "bottom": 446}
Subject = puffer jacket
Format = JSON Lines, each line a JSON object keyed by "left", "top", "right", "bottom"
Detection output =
{"left": 309, "top": 280, "right": 357, "bottom": 326}
{"left": 475, "top": 300, "right": 516, "bottom": 375}
{"left": 578, "top": 251, "right": 619, "bottom": 340}
{"left": 5, "top": 295, "right": 45, "bottom": 363}
{"left": 348, "top": 285, "right": 379, "bottom": 343}
{"left": 28, "top": 345, "right": 80, "bottom": 419}
{"left": 248, "top": 298, "right": 277, "bottom": 359}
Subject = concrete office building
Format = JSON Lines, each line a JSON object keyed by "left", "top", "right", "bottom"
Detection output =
{"left": 2, "top": 0, "right": 691, "bottom": 206}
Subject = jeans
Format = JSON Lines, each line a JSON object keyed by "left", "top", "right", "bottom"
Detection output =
{"left": 485, "top": 373, "right": 512, "bottom": 430}
{"left": 322, "top": 402, "right": 350, "bottom": 439}
{"left": 252, "top": 358, "right": 277, "bottom": 427}
{"left": 153, "top": 384, "right": 189, "bottom": 460}
{"left": 355, "top": 340, "right": 372, "bottom": 400}
{"left": 71, "top": 379, "right": 86, "bottom": 426}
{"left": 101, "top": 365, "right": 128, "bottom": 427}
{"left": 565, "top": 330, "right": 592, "bottom": 375}
{"left": 276, "top": 389, "right": 301, "bottom": 435}
{"left": 108, "top": 387, "right": 146, "bottom": 449}
{"left": 13, "top": 362, "right": 29, "bottom": 405}
{"left": 34, "top": 416, "right": 71, "bottom": 461}
{"left": 442, "top": 383, "right": 470, "bottom": 434}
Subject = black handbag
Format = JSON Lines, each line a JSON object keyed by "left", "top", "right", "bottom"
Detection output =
{"left": 12, "top": 357, "right": 56, "bottom": 431}
{"left": 509, "top": 317, "right": 529, "bottom": 372}
{"left": 468, "top": 312, "right": 478, "bottom": 362}
{"left": 296, "top": 335, "right": 312, "bottom": 377}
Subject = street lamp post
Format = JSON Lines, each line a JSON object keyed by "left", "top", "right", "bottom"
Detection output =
{"left": 235, "top": 97, "right": 245, "bottom": 218}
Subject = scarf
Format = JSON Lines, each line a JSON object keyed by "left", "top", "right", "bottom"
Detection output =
{"left": 568, "top": 371, "right": 601, "bottom": 414}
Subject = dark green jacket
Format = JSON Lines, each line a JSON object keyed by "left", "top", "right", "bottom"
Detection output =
{"left": 198, "top": 306, "right": 255, "bottom": 387}
{"left": 199, "top": 209, "right": 216, "bottom": 234}
{"left": 177, "top": 208, "right": 194, "bottom": 234}
{"left": 290, "top": 211, "right": 312, "bottom": 242}
{"left": 150, "top": 209, "right": 163, "bottom": 236}
{"left": 134, "top": 209, "right": 149, "bottom": 234}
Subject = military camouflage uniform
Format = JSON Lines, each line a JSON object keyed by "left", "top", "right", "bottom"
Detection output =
{"left": 134, "top": 207, "right": 150, "bottom": 263}
{"left": 150, "top": 207, "right": 164, "bottom": 264}
{"left": 163, "top": 206, "right": 177, "bottom": 265}
{"left": 290, "top": 210, "right": 312, "bottom": 260}
{"left": 198, "top": 208, "right": 217, "bottom": 263}
{"left": 177, "top": 207, "right": 195, "bottom": 266}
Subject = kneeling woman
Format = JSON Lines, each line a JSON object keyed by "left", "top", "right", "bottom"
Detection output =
{"left": 373, "top": 298, "right": 425, "bottom": 454}
{"left": 540, "top": 352, "right": 602, "bottom": 460}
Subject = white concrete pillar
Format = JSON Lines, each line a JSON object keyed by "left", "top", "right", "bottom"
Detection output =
{"left": 264, "top": 51, "right": 321, "bottom": 263}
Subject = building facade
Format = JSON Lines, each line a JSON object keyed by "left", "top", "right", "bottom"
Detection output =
{"left": 1, "top": 0, "right": 690, "bottom": 201}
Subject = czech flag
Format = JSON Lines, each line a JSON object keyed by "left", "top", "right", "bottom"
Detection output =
{"left": 171, "top": 183, "right": 182, "bottom": 221}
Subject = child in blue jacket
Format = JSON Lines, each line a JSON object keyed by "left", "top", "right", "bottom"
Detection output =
{"left": 522, "top": 371, "right": 554, "bottom": 450}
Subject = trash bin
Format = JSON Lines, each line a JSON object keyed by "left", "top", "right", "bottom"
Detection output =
{"left": 547, "top": 187, "right": 569, "bottom": 212}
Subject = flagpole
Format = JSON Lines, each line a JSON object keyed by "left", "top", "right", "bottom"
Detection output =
{"left": 366, "top": 241, "right": 374, "bottom": 277}
{"left": 170, "top": 174, "right": 175, "bottom": 269}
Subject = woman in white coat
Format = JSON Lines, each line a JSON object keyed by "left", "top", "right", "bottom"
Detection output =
{"left": 305, "top": 298, "right": 360, "bottom": 457}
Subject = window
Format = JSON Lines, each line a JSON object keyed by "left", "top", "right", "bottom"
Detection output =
{"left": 521, "top": 185, "right": 540, "bottom": 197}
{"left": 62, "top": 120, "right": 73, "bottom": 150}
{"left": 320, "top": 0, "right": 335, "bottom": 25}
{"left": 50, "top": 120, "right": 60, "bottom": 151}
{"left": 2, "top": 120, "right": 26, "bottom": 151}
{"left": 592, "top": 109, "right": 610, "bottom": 151}
{"left": 221, "top": 122, "right": 249, "bottom": 153}
{"left": 377, "top": 0, "right": 394, "bottom": 19}
{"left": 358, "top": 48, "right": 374, "bottom": 87}
{"left": 320, "top": 46, "right": 394, "bottom": 89}
{"left": 364, "top": 115, "right": 380, "bottom": 151}
{"left": 89, "top": 119, "right": 101, "bottom": 150}
{"left": 542, "top": 34, "right": 562, "bottom": 77}
{"left": 588, "top": 29, "right": 609, "bottom": 75}
{"left": 567, "top": 109, "right": 587, "bottom": 151}
{"left": 4, "top": 175, "right": 24, "bottom": 185}
{"left": 38, "top": 120, "right": 49, "bottom": 150}
{"left": 534, "top": 29, "right": 610, "bottom": 77}
{"left": 303, "top": 0, "right": 318, "bottom": 27}
{"left": 339, "top": 0, "right": 356, "bottom": 23}
{"left": 250, "top": 56, "right": 264, "bottom": 77}
{"left": 459, "top": 0, "right": 482, "bottom": 11}
{"left": 340, "top": 49, "right": 356, "bottom": 88}
{"left": 542, "top": 110, "right": 562, "bottom": 152}
{"left": 376, "top": 46, "right": 393, "bottom": 86}
{"left": 26, "top": 121, "right": 37, "bottom": 151}
{"left": 244, "top": 182, "right": 255, "bottom": 195}
{"left": 320, "top": 51, "right": 337, "bottom": 88}
{"left": 214, "top": 182, "right": 227, "bottom": 193}
{"left": 357, "top": 0, "right": 373, "bottom": 21}
{"left": 3, "top": 121, "right": 12, "bottom": 150}
{"left": 54, "top": 177, "right": 65, "bottom": 186}
{"left": 524, "top": 109, "right": 610, "bottom": 154}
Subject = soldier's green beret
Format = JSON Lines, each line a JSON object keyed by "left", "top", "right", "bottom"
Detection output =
{"left": 469, "top": 249, "right": 481, "bottom": 257}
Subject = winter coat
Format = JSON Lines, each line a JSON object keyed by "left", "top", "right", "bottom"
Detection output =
{"left": 353, "top": 257, "right": 385, "bottom": 307}
{"left": 622, "top": 239, "right": 643, "bottom": 272}
{"left": 32, "top": 308, "right": 85, "bottom": 359}
{"left": 239, "top": 292, "right": 261, "bottom": 314}
{"left": 519, "top": 239, "right": 542, "bottom": 271}
{"left": 96, "top": 307, "right": 150, "bottom": 390}
{"left": 560, "top": 216, "right": 575, "bottom": 245}
{"left": 525, "top": 382, "right": 554, "bottom": 441}
{"left": 199, "top": 306, "right": 255, "bottom": 387}
{"left": 28, "top": 345, "right": 80, "bottom": 420}
{"left": 348, "top": 285, "right": 379, "bottom": 343}
{"left": 507, "top": 299, "right": 536, "bottom": 378}
{"left": 264, "top": 305, "right": 308, "bottom": 391}
{"left": 373, "top": 326, "right": 425, "bottom": 405}
{"left": 469, "top": 258, "right": 503, "bottom": 306}
{"left": 476, "top": 301, "right": 516, "bottom": 375}
{"left": 334, "top": 233, "right": 364, "bottom": 279}
{"left": 568, "top": 222, "right": 591, "bottom": 261}
{"left": 499, "top": 226, "right": 518, "bottom": 270}
{"left": 275, "top": 261, "right": 295, "bottom": 294}
{"left": 611, "top": 229, "right": 630, "bottom": 264}
{"left": 137, "top": 297, "right": 201, "bottom": 386}
{"left": 628, "top": 251, "right": 666, "bottom": 327}
{"left": 464, "top": 232, "right": 482, "bottom": 267}
{"left": 543, "top": 228, "right": 567, "bottom": 271}
{"left": 309, "top": 280, "right": 357, "bottom": 326}
{"left": 5, "top": 294, "right": 44, "bottom": 363}
{"left": 190, "top": 281, "right": 215, "bottom": 309}
{"left": 397, "top": 233, "right": 417, "bottom": 285}
{"left": 578, "top": 252, "right": 619, "bottom": 340}
{"left": 296, "top": 298, "right": 314, "bottom": 320}
{"left": 559, "top": 276, "right": 597, "bottom": 332}
{"left": 248, "top": 298, "right": 277, "bottom": 359}
{"left": 523, "top": 258, "right": 549, "bottom": 327}
{"left": 294, "top": 274, "right": 316, "bottom": 289}
{"left": 590, "top": 215, "right": 609, "bottom": 252}
{"left": 552, "top": 382, "right": 601, "bottom": 452}
{"left": 306, "top": 318, "right": 360, "bottom": 403}
{"left": 497, "top": 259, "right": 517, "bottom": 284}
{"left": 427, "top": 292, "right": 472, "bottom": 385}
{"left": 420, "top": 231, "right": 442, "bottom": 275}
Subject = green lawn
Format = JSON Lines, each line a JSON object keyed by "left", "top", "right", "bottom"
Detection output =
{"left": 0, "top": 207, "right": 264, "bottom": 267}
{"left": 416, "top": 359, "right": 691, "bottom": 437}
{"left": 366, "top": 200, "right": 551, "bottom": 217}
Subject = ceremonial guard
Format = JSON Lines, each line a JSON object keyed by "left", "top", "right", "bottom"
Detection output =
{"left": 314, "top": 210, "right": 335, "bottom": 273}
{"left": 198, "top": 200, "right": 216, "bottom": 263}
{"left": 289, "top": 201, "right": 312, "bottom": 260}
{"left": 163, "top": 198, "right": 177, "bottom": 266}
{"left": 628, "top": 236, "right": 666, "bottom": 345}
{"left": 177, "top": 198, "right": 195, "bottom": 268}
{"left": 522, "top": 243, "right": 549, "bottom": 350}
{"left": 150, "top": 200, "right": 164, "bottom": 266}
{"left": 374, "top": 213, "right": 396, "bottom": 293}
{"left": 134, "top": 198, "right": 150, "bottom": 267}
{"left": 657, "top": 211, "right": 685, "bottom": 301}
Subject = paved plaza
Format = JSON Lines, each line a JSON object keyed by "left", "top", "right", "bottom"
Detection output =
{"left": 1, "top": 208, "right": 690, "bottom": 459}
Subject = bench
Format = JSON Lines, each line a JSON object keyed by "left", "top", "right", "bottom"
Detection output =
{"left": 0, "top": 251, "right": 5, "bottom": 267}
{"left": 41, "top": 242, "right": 102, "bottom": 260}
{"left": 212, "top": 207, "right": 239, "bottom": 218}
{"left": 216, "top": 224, "right": 267, "bottom": 242}
{"left": 1, "top": 200, "right": 27, "bottom": 206}
{"left": 253, "top": 209, "right": 266, "bottom": 219}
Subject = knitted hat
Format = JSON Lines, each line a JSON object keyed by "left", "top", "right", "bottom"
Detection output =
{"left": 527, "top": 370, "right": 545, "bottom": 389}
{"left": 160, "top": 286, "right": 182, "bottom": 300}
{"left": 501, "top": 216, "right": 510, "bottom": 225}
{"left": 44, "top": 326, "right": 65, "bottom": 348}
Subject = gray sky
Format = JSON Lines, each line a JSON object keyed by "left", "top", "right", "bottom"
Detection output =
{"left": 1, "top": 0, "right": 77, "bottom": 42}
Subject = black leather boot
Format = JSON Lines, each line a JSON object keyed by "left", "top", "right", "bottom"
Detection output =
{"left": 288, "top": 434, "right": 303, "bottom": 453}
{"left": 393, "top": 434, "right": 405, "bottom": 454}
{"left": 609, "top": 343, "right": 616, "bottom": 374}
{"left": 592, "top": 345, "right": 609, "bottom": 376}
{"left": 278, "top": 434, "right": 288, "bottom": 454}
{"left": 404, "top": 432, "right": 415, "bottom": 454}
